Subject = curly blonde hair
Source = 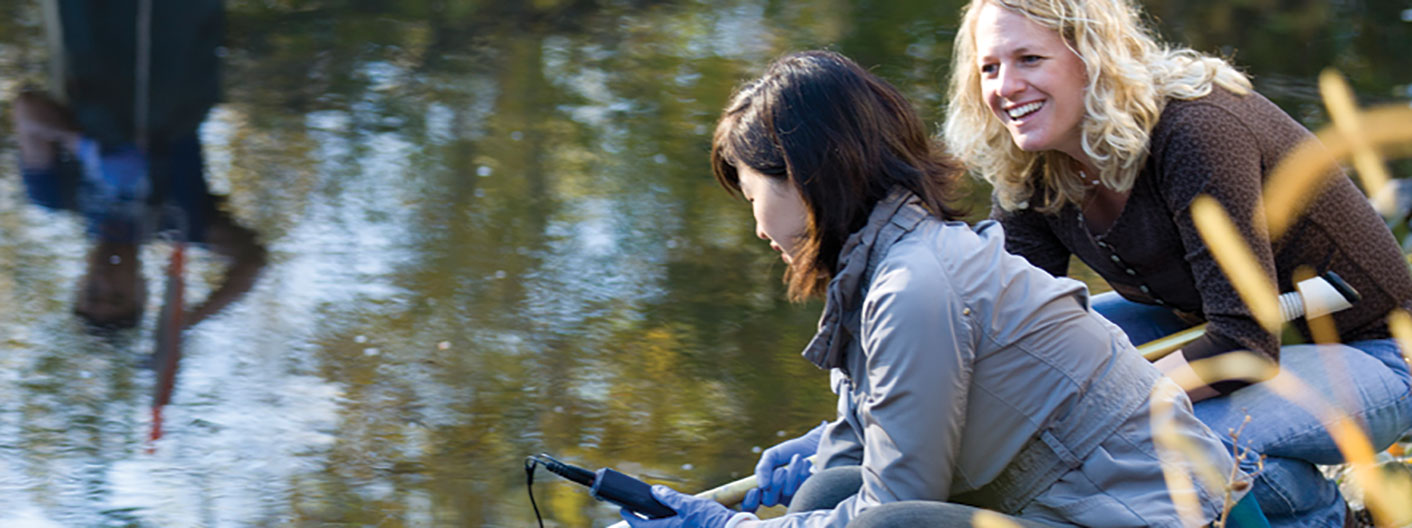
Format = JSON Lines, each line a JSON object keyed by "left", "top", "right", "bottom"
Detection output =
{"left": 944, "top": 0, "right": 1252, "bottom": 213}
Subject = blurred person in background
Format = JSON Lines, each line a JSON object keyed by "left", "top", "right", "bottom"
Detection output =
{"left": 13, "top": 0, "right": 264, "bottom": 330}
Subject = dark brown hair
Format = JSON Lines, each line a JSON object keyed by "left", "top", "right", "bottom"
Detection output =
{"left": 712, "top": 50, "right": 966, "bottom": 301}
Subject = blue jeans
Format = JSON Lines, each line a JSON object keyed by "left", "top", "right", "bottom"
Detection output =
{"left": 1092, "top": 291, "right": 1412, "bottom": 527}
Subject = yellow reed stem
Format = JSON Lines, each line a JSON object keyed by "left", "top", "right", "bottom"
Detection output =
{"left": 1387, "top": 309, "right": 1412, "bottom": 365}
{"left": 1189, "top": 195, "right": 1281, "bottom": 332}
{"left": 1148, "top": 379, "right": 1211, "bottom": 527}
{"left": 1319, "top": 70, "right": 1392, "bottom": 210}
{"left": 1264, "top": 105, "right": 1412, "bottom": 238}
{"left": 971, "top": 509, "right": 1023, "bottom": 528}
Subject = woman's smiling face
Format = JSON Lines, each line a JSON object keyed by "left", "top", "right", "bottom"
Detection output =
{"left": 736, "top": 166, "right": 808, "bottom": 264}
{"left": 973, "top": 2, "right": 1089, "bottom": 161}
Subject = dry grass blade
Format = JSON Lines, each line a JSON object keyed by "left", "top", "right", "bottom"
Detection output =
{"left": 1263, "top": 105, "right": 1412, "bottom": 238}
{"left": 971, "top": 509, "right": 1023, "bottom": 528}
{"left": 1149, "top": 379, "right": 1217, "bottom": 527}
{"left": 1319, "top": 70, "right": 1392, "bottom": 206}
{"left": 1190, "top": 195, "right": 1281, "bottom": 332}
{"left": 1387, "top": 309, "right": 1412, "bottom": 365}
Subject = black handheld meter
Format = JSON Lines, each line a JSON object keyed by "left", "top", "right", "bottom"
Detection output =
{"left": 527, "top": 453, "right": 677, "bottom": 519}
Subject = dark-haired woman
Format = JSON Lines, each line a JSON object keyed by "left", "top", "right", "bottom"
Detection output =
{"left": 618, "top": 50, "right": 1249, "bottom": 528}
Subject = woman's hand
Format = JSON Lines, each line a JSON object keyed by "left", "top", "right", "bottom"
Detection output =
{"left": 618, "top": 485, "right": 755, "bottom": 528}
{"left": 739, "top": 421, "right": 826, "bottom": 511}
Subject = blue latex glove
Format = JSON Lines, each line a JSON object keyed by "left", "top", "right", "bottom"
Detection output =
{"left": 618, "top": 485, "right": 743, "bottom": 528}
{"left": 739, "top": 421, "right": 826, "bottom": 512}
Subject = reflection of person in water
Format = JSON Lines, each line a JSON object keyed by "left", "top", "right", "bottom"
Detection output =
{"left": 13, "top": 0, "right": 263, "bottom": 330}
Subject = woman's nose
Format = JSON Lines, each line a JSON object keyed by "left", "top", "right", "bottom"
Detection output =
{"left": 756, "top": 224, "right": 769, "bottom": 241}
{"left": 998, "top": 66, "right": 1025, "bottom": 98}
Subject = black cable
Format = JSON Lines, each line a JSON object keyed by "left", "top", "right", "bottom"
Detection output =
{"left": 526, "top": 456, "right": 546, "bottom": 528}
{"left": 526, "top": 457, "right": 547, "bottom": 527}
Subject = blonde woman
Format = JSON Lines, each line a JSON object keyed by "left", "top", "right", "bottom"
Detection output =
{"left": 944, "top": 0, "right": 1412, "bottom": 526}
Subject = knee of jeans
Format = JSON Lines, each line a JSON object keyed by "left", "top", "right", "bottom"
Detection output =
{"left": 789, "top": 466, "right": 862, "bottom": 514}
{"left": 1343, "top": 340, "right": 1412, "bottom": 449}
{"left": 1366, "top": 394, "right": 1412, "bottom": 450}
{"left": 1249, "top": 457, "right": 1340, "bottom": 517}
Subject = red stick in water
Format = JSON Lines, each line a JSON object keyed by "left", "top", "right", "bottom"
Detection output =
{"left": 149, "top": 243, "right": 186, "bottom": 450}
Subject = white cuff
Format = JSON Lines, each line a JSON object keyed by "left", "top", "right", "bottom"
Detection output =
{"left": 724, "top": 511, "right": 760, "bottom": 528}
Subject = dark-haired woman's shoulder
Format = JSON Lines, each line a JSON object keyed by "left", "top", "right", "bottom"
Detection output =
{"left": 987, "top": 191, "right": 1072, "bottom": 277}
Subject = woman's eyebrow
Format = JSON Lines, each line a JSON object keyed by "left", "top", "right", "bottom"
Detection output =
{"left": 1005, "top": 45, "right": 1036, "bottom": 57}
{"left": 978, "top": 45, "right": 1030, "bottom": 63}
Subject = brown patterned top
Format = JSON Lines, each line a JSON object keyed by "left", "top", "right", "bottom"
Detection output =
{"left": 992, "top": 87, "right": 1412, "bottom": 394}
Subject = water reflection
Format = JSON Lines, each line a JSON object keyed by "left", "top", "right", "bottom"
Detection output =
{"left": 15, "top": 0, "right": 265, "bottom": 446}
{"left": 0, "top": 0, "right": 1407, "bottom": 526}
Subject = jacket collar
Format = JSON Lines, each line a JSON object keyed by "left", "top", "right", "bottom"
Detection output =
{"left": 801, "top": 188, "right": 929, "bottom": 369}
